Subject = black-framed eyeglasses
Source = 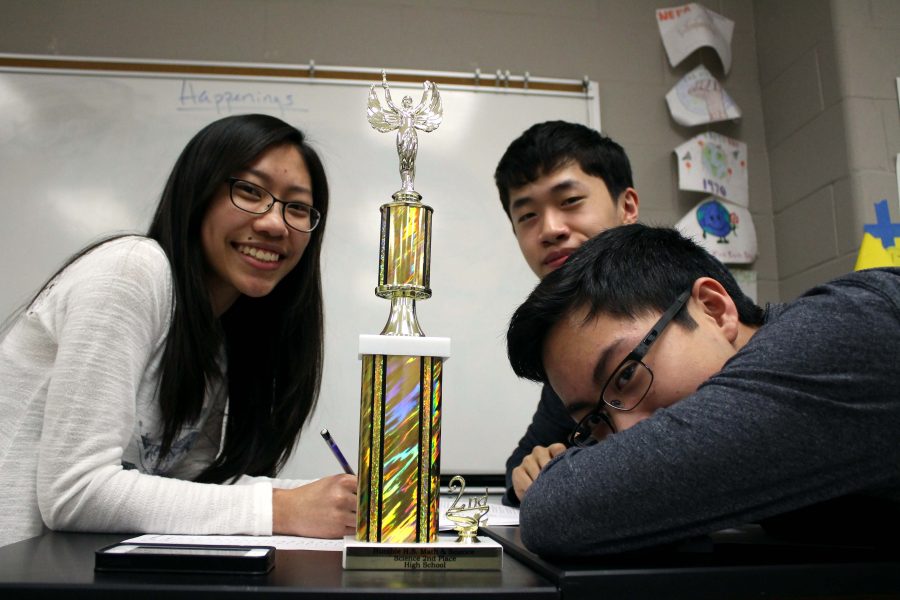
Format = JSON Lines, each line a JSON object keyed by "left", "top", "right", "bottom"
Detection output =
{"left": 227, "top": 177, "right": 322, "bottom": 233}
{"left": 569, "top": 288, "right": 692, "bottom": 447}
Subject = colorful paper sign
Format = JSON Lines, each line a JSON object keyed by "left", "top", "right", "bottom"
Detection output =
{"left": 854, "top": 200, "right": 900, "bottom": 270}
{"left": 666, "top": 65, "right": 741, "bottom": 126}
{"left": 675, "top": 132, "right": 748, "bottom": 207}
{"left": 729, "top": 266, "right": 758, "bottom": 303}
{"left": 675, "top": 196, "right": 757, "bottom": 264}
{"left": 656, "top": 3, "right": 734, "bottom": 74}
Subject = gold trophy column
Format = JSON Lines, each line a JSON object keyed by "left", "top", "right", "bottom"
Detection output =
{"left": 357, "top": 73, "right": 449, "bottom": 543}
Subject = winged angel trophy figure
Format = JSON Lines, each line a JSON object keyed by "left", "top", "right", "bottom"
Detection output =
{"left": 367, "top": 71, "right": 443, "bottom": 193}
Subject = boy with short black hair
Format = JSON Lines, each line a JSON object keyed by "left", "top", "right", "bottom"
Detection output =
{"left": 507, "top": 224, "right": 900, "bottom": 556}
{"left": 494, "top": 121, "right": 640, "bottom": 505}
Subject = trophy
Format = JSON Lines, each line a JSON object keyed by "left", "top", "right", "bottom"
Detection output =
{"left": 356, "top": 72, "right": 450, "bottom": 543}
{"left": 445, "top": 476, "right": 490, "bottom": 544}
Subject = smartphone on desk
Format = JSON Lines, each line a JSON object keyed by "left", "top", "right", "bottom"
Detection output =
{"left": 95, "top": 542, "right": 275, "bottom": 575}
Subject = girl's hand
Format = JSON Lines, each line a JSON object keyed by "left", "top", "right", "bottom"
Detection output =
{"left": 272, "top": 474, "right": 357, "bottom": 538}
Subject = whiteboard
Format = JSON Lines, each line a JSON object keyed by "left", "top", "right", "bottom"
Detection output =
{"left": 0, "top": 59, "right": 599, "bottom": 479}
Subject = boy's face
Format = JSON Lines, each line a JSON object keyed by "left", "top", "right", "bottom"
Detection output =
{"left": 542, "top": 299, "right": 738, "bottom": 434}
{"left": 507, "top": 163, "right": 638, "bottom": 279}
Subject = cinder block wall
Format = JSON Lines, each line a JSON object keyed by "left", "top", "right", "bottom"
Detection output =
{"left": 755, "top": 0, "right": 900, "bottom": 299}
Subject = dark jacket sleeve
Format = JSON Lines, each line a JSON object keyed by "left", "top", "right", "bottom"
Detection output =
{"left": 502, "top": 384, "right": 573, "bottom": 506}
{"left": 519, "top": 269, "right": 900, "bottom": 556}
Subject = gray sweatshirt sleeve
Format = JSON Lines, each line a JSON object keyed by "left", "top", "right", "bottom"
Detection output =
{"left": 519, "top": 269, "right": 900, "bottom": 556}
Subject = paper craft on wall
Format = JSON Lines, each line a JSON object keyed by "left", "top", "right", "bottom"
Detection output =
{"left": 666, "top": 65, "right": 741, "bottom": 126}
{"left": 728, "top": 266, "right": 758, "bottom": 303}
{"left": 854, "top": 199, "right": 900, "bottom": 270}
{"left": 656, "top": 3, "right": 734, "bottom": 74}
{"left": 675, "top": 197, "right": 756, "bottom": 264}
{"left": 675, "top": 132, "right": 748, "bottom": 207}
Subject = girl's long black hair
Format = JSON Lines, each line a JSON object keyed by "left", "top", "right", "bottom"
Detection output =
{"left": 3, "top": 114, "right": 328, "bottom": 483}
{"left": 146, "top": 114, "right": 329, "bottom": 483}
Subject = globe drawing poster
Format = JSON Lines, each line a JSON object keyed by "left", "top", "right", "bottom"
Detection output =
{"left": 666, "top": 65, "right": 741, "bottom": 126}
{"left": 675, "top": 196, "right": 757, "bottom": 264}
{"left": 675, "top": 131, "right": 748, "bottom": 207}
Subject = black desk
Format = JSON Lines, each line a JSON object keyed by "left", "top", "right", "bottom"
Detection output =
{"left": 483, "top": 526, "right": 900, "bottom": 600}
{"left": 5, "top": 529, "right": 900, "bottom": 600}
{"left": 0, "top": 532, "right": 558, "bottom": 599}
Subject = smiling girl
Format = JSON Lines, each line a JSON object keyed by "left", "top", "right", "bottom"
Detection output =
{"left": 0, "top": 114, "right": 356, "bottom": 547}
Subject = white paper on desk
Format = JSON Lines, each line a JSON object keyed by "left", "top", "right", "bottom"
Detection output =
{"left": 675, "top": 132, "right": 748, "bottom": 207}
{"left": 122, "top": 498, "right": 519, "bottom": 551}
{"left": 438, "top": 497, "right": 520, "bottom": 530}
{"left": 124, "top": 533, "right": 344, "bottom": 551}
{"left": 666, "top": 65, "right": 741, "bottom": 126}
{"left": 656, "top": 3, "right": 734, "bottom": 73}
{"left": 675, "top": 196, "right": 757, "bottom": 264}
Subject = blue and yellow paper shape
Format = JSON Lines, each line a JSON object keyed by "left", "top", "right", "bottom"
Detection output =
{"left": 855, "top": 200, "right": 900, "bottom": 270}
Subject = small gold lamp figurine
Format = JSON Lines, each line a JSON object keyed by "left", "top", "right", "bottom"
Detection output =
{"left": 356, "top": 72, "right": 450, "bottom": 543}
{"left": 445, "top": 476, "right": 490, "bottom": 544}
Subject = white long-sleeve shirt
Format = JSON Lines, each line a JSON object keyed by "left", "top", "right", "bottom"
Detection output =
{"left": 0, "top": 237, "right": 275, "bottom": 546}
